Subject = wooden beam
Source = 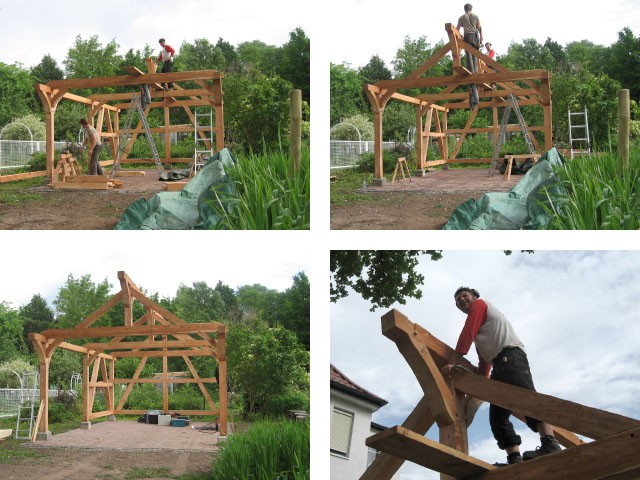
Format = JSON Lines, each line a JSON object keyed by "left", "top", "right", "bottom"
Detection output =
{"left": 112, "top": 377, "right": 217, "bottom": 384}
{"left": 360, "top": 395, "right": 435, "bottom": 480}
{"left": 471, "top": 426, "right": 640, "bottom": 480}
{"left": 375, "top": 70, "right": 549, "bottom": 91}
{"left": 83, "top": 339, "right": 213, "bottom": 351}
{"left": 46, "top": 70, "right": 222, "bottom": 90}
{"left": 381, "top": 310, "right": 456, "bottom": 427}
{"left": 40, "top": 322, "right": 223, "bottom": 340}
{"left": 451, "top": 367, "right": 640, "bottom": 440}
{"left": 366, "top": 426, "right": 495, "bottom": 478}
{"left": 116, "top": 356, "right": 148, "bottom": 410}
{"left": 111, "top": 349, "right": 216, "bottom": 359}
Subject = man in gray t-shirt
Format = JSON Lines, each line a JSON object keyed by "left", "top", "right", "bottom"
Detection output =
{"left": 80, "top": 118, "right": 104, "bottom": 175}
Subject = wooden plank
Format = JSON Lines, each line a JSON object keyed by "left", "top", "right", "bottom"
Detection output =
{"left": 31, "top": 401, "right": 44, "bottom": 442}
{"left": 113, "top": 170, "right": 146, "bottom": 177}
{"left": 366, "top": 426, "right": 495, "bottom": 478}
{"left": 64, "top": 175, "right": 110, "bottom": 184}
{"left": 112, "top": 409, "right": 218, "bottom": 416}
{"left": 0, "top": 170, "right": 47, "bottom": 183}
{"left": 51, "top": 182, "right": 111, "bottom": 190}
{"left": 40, "top": 322, "right": 223, "bottom": 340}
{"left": 84, "top": 339, "right": 212, "bottom": 351}
{"left": 451, "top": 368, "right": 640, "bottom": 440}
{"left": 471, "top": 426, "right": 640, "bottom": 480}
{"left": 361, "top": 396, "right": 435, "bottom": 480}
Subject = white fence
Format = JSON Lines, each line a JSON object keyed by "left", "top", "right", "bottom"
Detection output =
{"left": 330, "top": 140, "right": 395, "bottom": 170}
{"left": 0, "top": 388, "right": 58, "bottom": 416}
{"left": 0, "top": 140, "right": 67, "bottom": 170}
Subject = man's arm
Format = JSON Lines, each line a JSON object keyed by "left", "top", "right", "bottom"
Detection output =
{"left": 477, "top": 19, "right": 483, "bottom": 43}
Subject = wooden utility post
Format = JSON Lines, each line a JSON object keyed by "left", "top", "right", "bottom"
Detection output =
{"left": 290, "top": 89, "right": 302, "bottom": 171}
{"left": 618, "top": 89, "right": 630, "bottom": 172}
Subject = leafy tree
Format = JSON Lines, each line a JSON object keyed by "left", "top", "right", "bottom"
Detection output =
{"left": 276, "top": 28, "right": 310, "bottom": 103}
{"left": 500, "top": 38, "right": 554, "bottom": 71}
{"left": 227, "top": 319, "right": 308, "bottom": 414}
{"left": 0, "top": 303, "right": 28, "bottom": 361}
{"left": 359, "top": 55, "right": 392, "bottom": 84}
{"left": 223, "top": 71, "right": 293, "bottom": 152}
{"left": 63, "top": 35, "right": 122, "bottom": 87}
{"left": 236, "top": 284, "right": 280, "bottom": 322}
{"left": 382, "top": 102, "right": 416, "bottom": 143}
{"left": 330, "top": 62, "right": 367, "bottom": 126}
{"left": 565, "top": 40, "right": 608, "bottom": 74}
{"left": 280, "top": 272, "right": 310, "bottom": 350}
{"left": 53, "top": 274, "right": 113, "bottom": 332}
{"left": 0, "top": 62, "right": 37, "bottom": 127}
{"left": 53, "top": 102, "right": 87, "bottom": 142}
{"left": 177, "top": 38, "right": 226, "bottom": 71}
{"left": 330, "top": 251, "right": 443, "bottom": 311}
{"left": 119, "top": 45, "right": 154, "bottom": 73}
{"left": 30, "top": 54, "right": 64, "bottom": 83}
{"left": 173, "top": 281, "right": 226, "bottom": 323}
{"left": 19, "top": 294, "right": 55, "bottom": 350}
{"left": 392, "top": 37, "right": 450, "bottom": 79}
{"left": 236, "top": 40, "right": 280, "bottom": 75}
{"left": 607, "top": 27, "right": 640, "bottom": 98}
{"left": 49, "top": 348, "right": 82, "bottom": 390}
{"left": 114, "top": 357, "right": 155, "bottom": 379}
{"left": 216, "top": 38, "right": 240, "bottom": 73}
{"left": 214, "top": 281, "right": 242, "bottom": 323}
{"left": 543, "top": 38, "right": 567, "bottom": 72}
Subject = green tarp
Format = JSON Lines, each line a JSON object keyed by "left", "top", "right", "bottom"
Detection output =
{"left": 443, "top": 148, "right": 566, "bottom": 230}
{"left": 114, "top": 148, "right": 237, "bottom": 230}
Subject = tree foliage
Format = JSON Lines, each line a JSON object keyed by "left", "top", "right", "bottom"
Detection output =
{"left": 330, "top": 250, "right": 443, "bottom": 311}
{"left": 0, "top": 302, "right": 28, "bottom": 361}
{"left": 0, "top": 62, "right": 37, "bottom": 127}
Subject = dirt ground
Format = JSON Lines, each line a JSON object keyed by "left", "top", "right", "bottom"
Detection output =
{"left": 331, "top": 168, "right": 519, "bottom": 230}
{"left": 0, "top": 171, "right": 168, "bottom": 230}
{"left": 0, "top": 420, "right": 219, "bottom": 479}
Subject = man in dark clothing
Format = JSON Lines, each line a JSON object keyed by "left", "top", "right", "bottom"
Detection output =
{"left": 441, "top": 287, "right": 562, "bottom": 465}
{"left": 456, "top": 4, "right": 482, "bottom": 108}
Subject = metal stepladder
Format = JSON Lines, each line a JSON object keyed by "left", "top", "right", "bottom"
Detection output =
{"left": 488, "top": 92, "right": 537, "bottom": 176}
{"left": 111, "top": 87, "right": 164, "bottom": 177}
{"left": 568, "top": 107, "right": 591, "bottom": 159}
{"left": 15, "top": 371, "right": 38, "bottom": 440}
{"left": 193, "top": 107, "right": 214, "bottom": 175}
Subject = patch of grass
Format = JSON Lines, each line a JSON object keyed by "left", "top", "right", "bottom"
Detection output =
{"left": 97, "top": 201, "right": 119, "bottom": 218}
{"left": 0, "top": 439, "right": 46, "bottom": 464}
{"left": 330, "top": 169, "right": 376, "bottom": 205}
{"left": 0, "top": 177, "right": 46, "bottom": 205}
{"left": 125, "top": 467, "right": 172, "bottom": 479}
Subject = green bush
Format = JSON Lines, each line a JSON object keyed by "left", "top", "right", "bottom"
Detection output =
{"left": 124, "top": 383, "right": 163, "bottom": 410}
{"left": 28, "top": 152, "right": 47, "bottom": 172}
{"left": 48, "top": 393, "right": 80, "bottom": 423}
{"left": 212, "top": 419, "right": 309, "bottom": 480}
{"left": 168, "top": 384, "right": 205, "bottom": 410}
{"left": 357, "top": 148, "right": 414, "bottom": 174}
{"left": 262, "top": 390, "right": 309, "bottom": 417}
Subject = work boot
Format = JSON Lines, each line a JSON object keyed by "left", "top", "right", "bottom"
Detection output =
{"left": 523, "top": 435, "right": 562, "bottom": 460}
{"left": 494, "top": 452, "right": 523, "bottom": 466}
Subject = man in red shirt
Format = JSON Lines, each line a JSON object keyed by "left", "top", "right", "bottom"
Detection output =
{"left": 442, "top": 287, "right": 561, "bottom": 465}
{"left": 158, "top": 38, "right": 175, "bottom": 89}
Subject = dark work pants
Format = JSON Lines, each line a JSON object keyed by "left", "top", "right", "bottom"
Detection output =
{"left": 161, "top": 60, "right": 174, "bottom": 89}
{"left": 464, "top": 33, "right": 480, "bottom": 109}
{"left": 89, "top": 144, "right": 103, "bottom": 175}
{"left": 489, "top": 347, "right": 540, "bottom": 449}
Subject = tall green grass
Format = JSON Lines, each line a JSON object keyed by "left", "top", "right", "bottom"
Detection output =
{"left": 211, "top": 149, "right": 310, "bottom": 230}
{"left": 212, "top": 419, "right": 309, "bottom": 480}
{"left": 541, "top": 150, "right": 640, "bottom": 229}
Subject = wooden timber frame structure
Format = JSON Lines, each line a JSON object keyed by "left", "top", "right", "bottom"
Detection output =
{"left": 365, "top": 24, "right": 553, "bottom": 185}
{"left": 35, "top": 58, "right": 224, "bottom": 179}
{"left": 28, "top": 271, "right": 227, "bottom": 440}
{"left": 361, "top": 309, "right": 640, "bottom": 480}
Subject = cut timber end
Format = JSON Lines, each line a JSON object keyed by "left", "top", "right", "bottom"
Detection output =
{"left": 381, "top": 309, "right": 412, "bottom": 339}
{"left": 366, "top": 426, "right": 495, "bottom": 477}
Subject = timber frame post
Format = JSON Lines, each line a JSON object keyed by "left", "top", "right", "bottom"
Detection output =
{"left": 34, "top": 64, "right": 224, "bottom": 179}
{"left": 364, "top": 23, "right": 553, "bottom": 183}
{"left": 360, "top": 309, "right": 640, "bottom": 480}
{"left": 29, "top": 271, "right": 228, "bottom": 438}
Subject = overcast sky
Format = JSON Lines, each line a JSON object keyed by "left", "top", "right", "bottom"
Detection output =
{"left": 0, "top": 231, "right": 310, "bottom": 309}
{"left": 0, "top": 0, "right": 311, "bottom": 69}
{"left": 331, "top": 250, "right": 640, "bottom": 479}
{"left": 328, "top": 0, "right": 640, "bottom": 69}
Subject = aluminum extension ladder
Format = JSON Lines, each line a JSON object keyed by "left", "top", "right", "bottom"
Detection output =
{"left": 489, "top": 93, "right": 537, "bottom": 176}
{"left": 14, "top": 371, "right": 38, "bottom": 440}
{"left": 568, "top": 108, "right": 591, "bottom": 159}
{"left": 111, "top": 91, "right": 163, "bottom": 177}
{"left": 193, "top": 107, "right": 214, "bottom": 175}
